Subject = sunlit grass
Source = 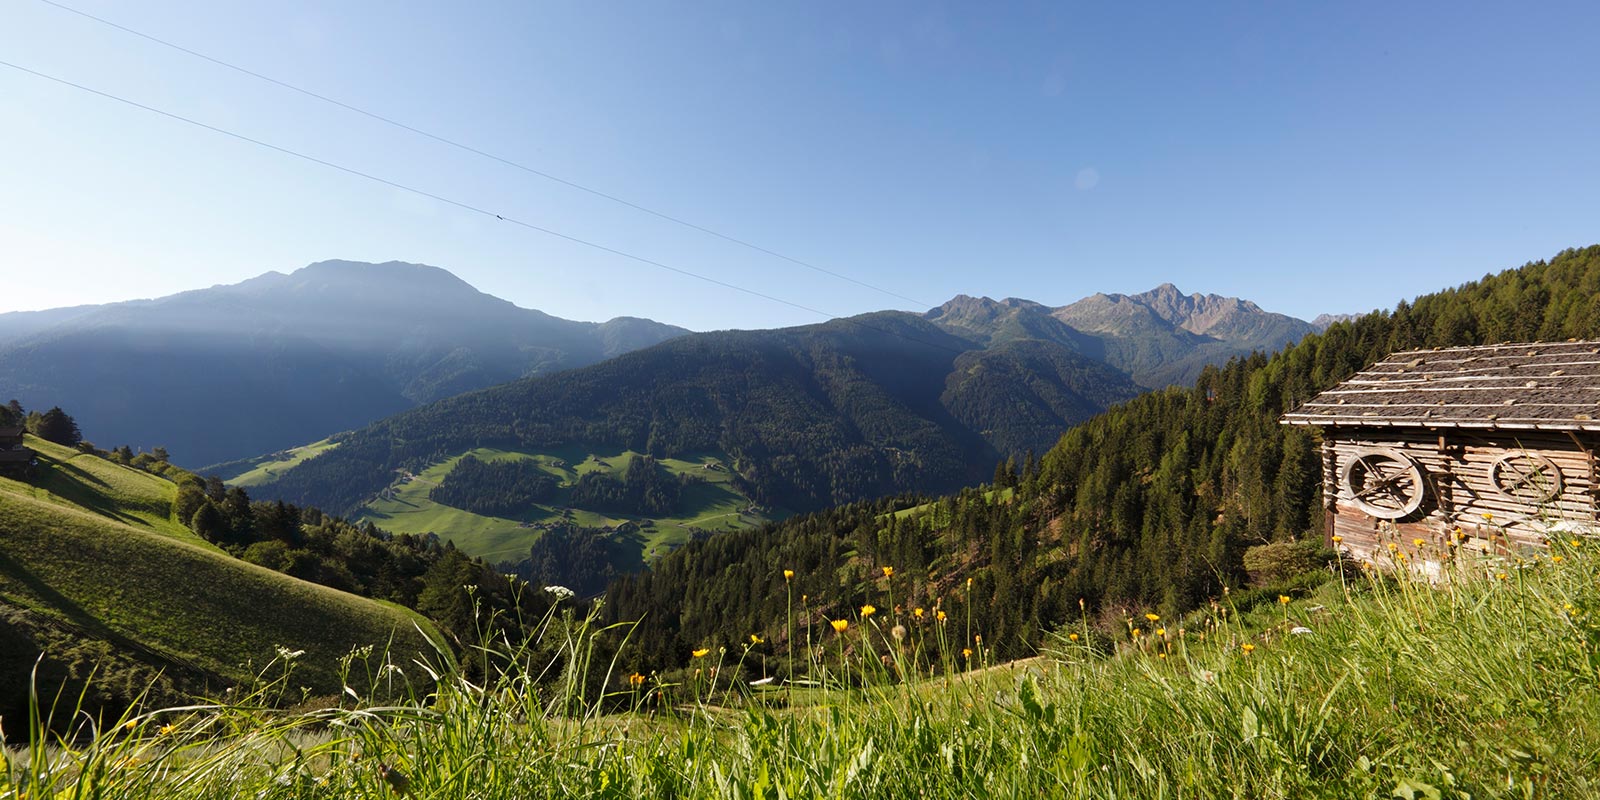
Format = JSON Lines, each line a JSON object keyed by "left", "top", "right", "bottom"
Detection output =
{"left": 8, "top": 530, "right": 1600, "bottom": 798}
{"left": 216, "top": 439, "right": 341, "bottom": 488}
{"left": 352, "top": 445, "right": 778, "bottom": 565}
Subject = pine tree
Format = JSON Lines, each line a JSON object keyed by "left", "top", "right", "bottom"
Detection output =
{"left": 29, "top": 407, "right": 81, "bottom": 446}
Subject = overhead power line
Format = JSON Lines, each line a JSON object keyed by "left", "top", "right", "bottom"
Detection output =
{"left": 0, "top": 58, "right": 968, "bottom": 358}
{"left": 32, "top": 0, "right": 932, "bottom": 309}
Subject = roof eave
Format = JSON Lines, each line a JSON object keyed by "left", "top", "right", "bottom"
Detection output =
{"left": 1278, "top": 417, "right": 1600, "bottom": 432}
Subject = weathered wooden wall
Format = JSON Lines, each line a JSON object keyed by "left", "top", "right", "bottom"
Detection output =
{"left": 1322, "top": 427, "right": 1599, "bottom": 567}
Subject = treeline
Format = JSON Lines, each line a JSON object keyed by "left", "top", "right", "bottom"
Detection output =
{"left": 568, "top": 456, "right": 685, "bottom": 516}
{"left": 429, "top": 455, "right": 558, "bottom": 516}
{"left": 177, "top": 481, "right": 539, "bottom": 646}
{"left": 605, "top": 245, "right": 1600, "bottom": 671}
{"left": 501, "top": 523, "right": 633, "bottom": 598}
{"left": 1, "top": 400, "right": 81, "bottom": 447}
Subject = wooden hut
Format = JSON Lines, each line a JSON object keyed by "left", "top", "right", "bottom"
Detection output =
{"left": 1281, "top": 340, "right": 1600, "bottom": 566}
{"left": 0, "top": 425, "right": 34, "bottom": 476}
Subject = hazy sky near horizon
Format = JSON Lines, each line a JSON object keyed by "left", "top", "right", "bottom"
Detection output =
{"left": 4, "top": 1, "right": 1598, "bottom": 331}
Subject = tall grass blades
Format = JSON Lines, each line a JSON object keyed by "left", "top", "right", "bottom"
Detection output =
{"left": 5, "top": 531, "right": 1599, "bottom": 798}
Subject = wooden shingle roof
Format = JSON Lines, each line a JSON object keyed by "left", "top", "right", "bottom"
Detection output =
{"left": 1282, "top": 340, "right": 1600, "bottom": 432}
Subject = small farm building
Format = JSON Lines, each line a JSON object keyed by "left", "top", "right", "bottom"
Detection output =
{"left": 0, "top": 425, "right": 34, "bottom": 476}
{"left": 1281, "top": 340, "right": 1600, "bottom": 566}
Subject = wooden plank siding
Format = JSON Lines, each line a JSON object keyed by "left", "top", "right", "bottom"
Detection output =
{"left": 1323, "top": 427, "right": 1598, "bottom": 568}
{"left": 1285, "top": 340, "right": 1600, "bottom": 571}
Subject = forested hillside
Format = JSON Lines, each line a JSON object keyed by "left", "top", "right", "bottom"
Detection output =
{"left": 604, "top": 245, "right": 1600, "bottom": 670}
{"left": 256, "top": 312, "right": 1143, "bottom": 516}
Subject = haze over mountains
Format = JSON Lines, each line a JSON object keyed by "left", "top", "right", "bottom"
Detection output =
{"left": 0, "top": 261, "right": 688, "bottom": 466}
{"left": 241, "top": 276, "right": 1320, "bottom": 535}
{"left": 1, "top": 259, "right": 1320, "bottom": 490}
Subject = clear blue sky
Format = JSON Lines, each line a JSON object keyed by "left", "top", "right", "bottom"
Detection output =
{"left": 4, "top": 1, "right": 1597, "bottom": 330}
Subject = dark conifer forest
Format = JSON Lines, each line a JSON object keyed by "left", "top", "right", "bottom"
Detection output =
{"left": 430, "top": 455, "right": 560, "bottom": 515}
{"left": 603, "top": 246, "right": 1600, "bottom": 671}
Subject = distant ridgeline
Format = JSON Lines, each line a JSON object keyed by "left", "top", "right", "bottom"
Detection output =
{"left": 252, "top": 313, "right": 1146, "bottom": 517}
{"left": 235, "top": 280, "right": 1320, "bottom": 529}
{"left": 0, "top": 260, "right": 688, "bottom": 467}
{"left": 601, "top": 246, "right": 1600, "bottom": 671}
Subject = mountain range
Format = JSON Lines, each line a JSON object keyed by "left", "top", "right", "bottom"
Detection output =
{"left": 2, "top": 260, "right": 1321, "bottom": 523}
{"left": 0, "top": 261, "right": 688, "bottom": 466}
{"left": 240, "top": 279, "right": 1319, "bottom": 530}
{"left": 926, "top": 284, "right": 1318, "bottom": 388}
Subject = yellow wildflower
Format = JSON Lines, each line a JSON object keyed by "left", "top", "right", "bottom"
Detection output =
{"left": 1331, "top": 535, "right": 1343, "bottom": 543}
{"left": 1156, "top": 628, "right": 1166, "bottom": 637}
{"left": 962, "top": 648, "right": 973, "bottom": 659}
{"left": 122, "top": 720, "right": 137, "bottom": 731}
{"left": 1278, "top": 595, "right": 1290, "bottom": 605}
{"left": 692, "top": 648, "right": 710, "bottom": 658}
{"left": 936, "top": 610, "right": 947, "bottom": 622}
{"left": 1145, "top": 613, "right": 1160, "bottom": 622}
{"left": 1241, "top": 643, "right": 1256, "bottom": 654}
{"left": 159, "top": 724, "right": 176, "bottom": 736}
{"left": 831, "top": 619, "right": 849, "bottom": 633}
{"left": 881, "top": 566, "right": 894, "bottom": 578}
{"left": 913, "top": 607, "right": 925, "bottom": 618}
{"left": 1068, "top": 633, "right": 1080, "bottom": 641}
{"left": 1412, "top": 538, "right": 1425, "bottom": 547}
{"left": 1496, "top": 573, "right": 1508, "bottom": 581}
{"left": 1553, "top": 555, "right": 1565, "bottom": 564}
{"left": 1483, "top": 512, "right": 1494, "bottom": 521}
{"left": 1387, "top": 542, "right": 1399, "bottom": 552}
{"left": 749, "top": 634, "right": 763, "bottom": 645}
{"left": 1132, "top": 628, "right": 1142, "bottom": 638}
{"left": 629, "top": 673, "right": 645, "bottom": 686}
{"left": 860, "top": 604, "right": 876, "bottom": 618}
{"left": 783, "top": 569, "right": 794, "bottom": 581}
{"left": 1158, "top": 653, "right": 1167, "bottom": 659}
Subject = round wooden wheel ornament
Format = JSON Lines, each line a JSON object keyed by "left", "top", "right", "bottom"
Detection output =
{"left": 1339, "top": 447, "right": 1426, "bottom": 519}
{"left": 1489, "top": 452, "right": 1563, "bottom": 503}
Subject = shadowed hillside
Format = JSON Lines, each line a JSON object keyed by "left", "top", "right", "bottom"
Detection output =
{"left": 0, "top": 260, "right": 687, "bottom": 466}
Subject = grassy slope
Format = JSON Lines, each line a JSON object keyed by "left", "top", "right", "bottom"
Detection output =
{"left": 216, "top": 439, "right": 340, "bottom": 488}
{"left": 353, "top": 445, "right": 778, "bottom": 564}
{"left": 10, "top": 532, "right": 1599, "bottom": 798}
{"left": 11, "top": 436, "right": 198, "bottom": 542}
{"left": 0, "top": 439, "right": 436, "bottom": 692}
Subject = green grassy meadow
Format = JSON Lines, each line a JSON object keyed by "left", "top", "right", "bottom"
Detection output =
{"left": 11, "top": 437, "right": 197, "bottom": 542}
{"left": 8, "top": 527, "right": 1598, "bottom": 798}
{"left": 352, "top": 445, "right": 779, "bottom": 565}
{"left": 0, "top": 436, "right": 439, "bottom": 699}
{"left": 215, "top": 439, "right": 341, "bottom": 488}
